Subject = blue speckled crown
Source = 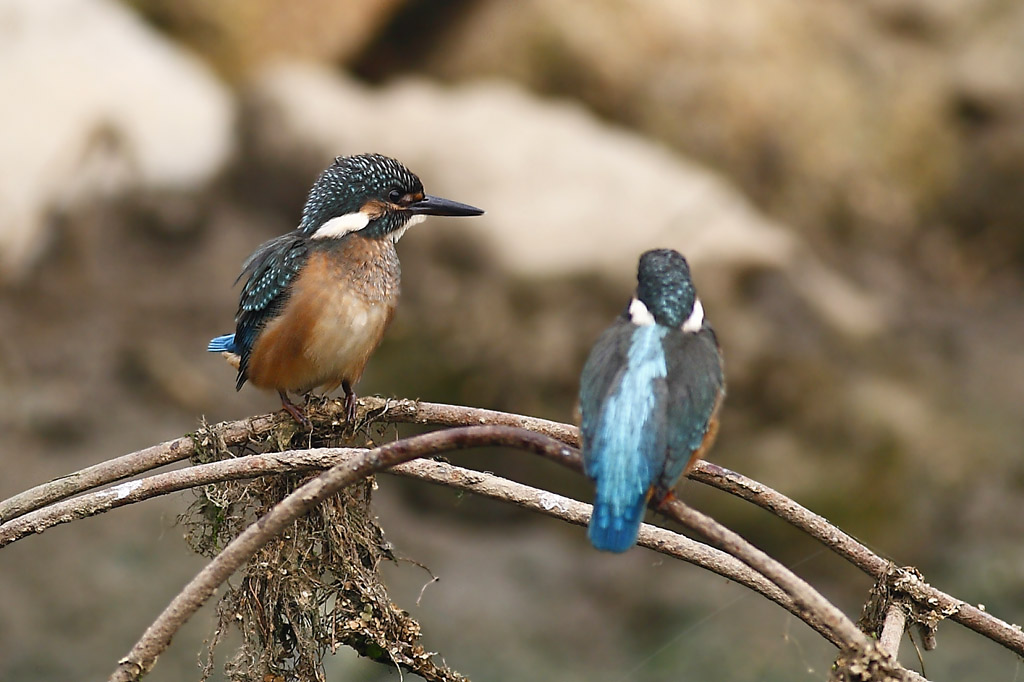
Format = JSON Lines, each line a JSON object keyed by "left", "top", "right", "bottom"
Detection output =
{"left": 299, "top": 154, "right": 423, "bottom": 234}
{"left": 636, "top": 249, "right": 697, "bottom": 328}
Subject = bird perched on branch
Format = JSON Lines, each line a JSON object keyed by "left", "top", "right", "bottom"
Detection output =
{"left": 579, "top": 249, "right": 725, "bottom": 552}
{"left": 208, "top": 153, "right": 484, "bottom": 425}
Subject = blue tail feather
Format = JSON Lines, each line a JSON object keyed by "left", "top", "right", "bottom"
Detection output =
{"left": 587, "top": 492, "right": 648, "bottom": 553}
{"left": 207, "top": 333, "right": 237, "bottom": 354}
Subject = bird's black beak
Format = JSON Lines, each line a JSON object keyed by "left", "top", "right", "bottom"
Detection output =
{"left": 408, "top": 194, "right": 484, "bottom": 217}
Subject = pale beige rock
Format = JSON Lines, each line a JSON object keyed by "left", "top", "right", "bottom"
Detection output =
{"left": 127, "top": 0, "right": 406, "bottom": 78}
{"left": 247, "top": 63, "right": 884, "bottom": 337}
{"left": 0, "top": 0, "right": 235, "bottom": 281}
{"left": 416, "top": 0, "right": 959, "bottom": 243}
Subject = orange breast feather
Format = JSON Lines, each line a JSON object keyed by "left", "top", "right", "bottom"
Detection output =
{"left": 246, "top": 240, "right": 399, "bottom": 394}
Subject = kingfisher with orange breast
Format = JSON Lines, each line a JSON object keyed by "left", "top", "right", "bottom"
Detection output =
{"left": 208, "top": 153, "right": 483, "bottom": 425}
{"left": 579, "top": 249, "right": 725, "bottom": 552}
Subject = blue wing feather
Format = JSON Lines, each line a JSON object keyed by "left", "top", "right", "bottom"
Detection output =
{"left": 579, "top": 318, "right": 724, "bottom": 553}
{"left": 580, "top": 321, "right": 670, "bottom": 552}
{"left": 207, "top": 334, "right": 237, "bottom": 353}
{"left": 206, "top": 232, "right": 308, "bottom": 390}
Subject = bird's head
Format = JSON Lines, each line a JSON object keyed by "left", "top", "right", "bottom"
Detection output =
{"left": 629, "top": 249, "right": 704, "bottom": 331}
{"left": 299, "top": 153, "right": 483, "bottom": 242}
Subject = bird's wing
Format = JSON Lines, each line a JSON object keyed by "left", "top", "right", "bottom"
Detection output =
{"left": 578, "top": 319, "right": 633, "bottom": 476}
{"left": 581, "top": 319, "right": 672, "bottom": 552}
{"left": 659, "top": 327, "right": 725, "bottom": 489}
{"left": 232, "top": 232, "right": 309, "bottom": 389}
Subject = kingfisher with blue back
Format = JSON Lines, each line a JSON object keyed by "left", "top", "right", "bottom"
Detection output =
{"left": 208, "top": 153, "right": 483, "bottom": 425}
{"left": 579, "top": 249, "right": 725, "bottom": 552}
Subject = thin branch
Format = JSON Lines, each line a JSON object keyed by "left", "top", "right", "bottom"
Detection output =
{"left": 357, "top": 396, "right": 580, "bottom": 444}
{"left": 5, "top": 397, "right": 1020, "bottom": 657}
{"left": 690, "top": 462, "right": 887, "bottom": 574}
{"left": 391, "top": 458, "right": 847, "bottom": 647}
{"left": 0, "top": 397, "right": 574, "bottom": 524}
{"left": 0, "top": 442, "right": 843, "bottom": 648}
{"left": 880, "top": 605, "right": 908, "bottom": 657}
{"left": 0, "top": 448, "right": 363, "bottom": 548}
{"left": 0, "top": 412, "right": 281, "bottom": 524}
{"left": 0, "top": 435, "right": 192, "bottom": 524}
{"left": 108, "top": 426, "right": 577, "bottom": 682}
{"left": 658, "top": 498, "right": 877, "bottom": 657}
{"left": 108, "top": 425, "right": 875, "bottom": 681}
{"left": 688, "top": 461, "right": 1024, "bottom": 657}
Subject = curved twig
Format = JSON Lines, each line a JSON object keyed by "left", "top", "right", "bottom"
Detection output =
{"left": 0, "top": 441, "right": 840, "bottom": 647}
{"left": 658, "top": 499, "right": 875, "bottom": 656}
{"left": 0, "top": 448, "right": 359, "bottom": 547}
{"left": 0, "top": 413, "right": 281, "bottom": 524}
{"left": 358, "top": 396, "right": 580, "bottom": 443}
{"left": 4, "top": 397, "right": 1020, "bottom": 658}
{"left": 108, "top": 426, "right": 577, "bottom": 681}
{"left": 0, "top": 397, "right": 575, "bottom": 524}
{"left": 398, "top": 457, "right": 850, "bottom": 648}
{"left": 688, "top": 462, "right": 1024, "bottom": 657}
{"left": 108, "top": 425, "right": 882, "bottom": 682}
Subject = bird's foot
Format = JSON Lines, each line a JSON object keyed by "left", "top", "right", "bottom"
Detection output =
{"left": 279, "top": 391, "right": 310, "bottom": 428}
{"left": 343, "top": 391, "right": 357, "bottom": 423}
{"left": 342, "top": 380, "right": 357, "bottom": 424}
{"left": 653, "top": 489, "right": 677, "bottom": 509}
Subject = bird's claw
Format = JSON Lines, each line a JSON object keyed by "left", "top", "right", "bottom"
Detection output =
{"left": 279, "top": 391, "right": 311, "bottom": 429}
{"left": 343, "top": 391, "right": 357, "bottom": 424}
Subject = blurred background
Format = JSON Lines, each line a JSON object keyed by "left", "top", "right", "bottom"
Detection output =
{"left": 1, "top": 0, "right": 1023, "bottom": 680}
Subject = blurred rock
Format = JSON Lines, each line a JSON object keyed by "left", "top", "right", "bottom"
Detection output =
{"left": 944, "top": 1, "right": 1024, "bottom": 270}
{"left": 0, "top": 0, "right": 234, "bottom": 281}
{"left": 360, "top": 1, "right": 953, "bottom": 245}
{"left": 245, "top": 62, "right": 883, "bottom": 339}
{"left": 356, "top": 0, "right": 1024, "bottom": 269}
{"left": 128, "top": 0, "right": 406, "bottom": 78}
{"left": 952, "top": 3, "right": 1024, "bottom": 116}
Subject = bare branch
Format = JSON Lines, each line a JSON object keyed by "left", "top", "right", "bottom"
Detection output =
{"left": 378, "top": 458, "right": 843, "bottom": 648}
{"left": 108, "top": 426, "right": 577, "bottom": 682}
{"left": 0, "top": 397, "right": 573, "bottom": 524}
{"left": 0, "top": 448, "right": 364, "bottom": 548}
{"left": 688, "top": 462, "right": 1024, "bottom": 658}
{"left": 690, "top": 461, "right": 886, "bottom": 574}
{"left": 658, "top": 498, "right": 877, "bottom": 657}
{"left": 5, "top": 396, "right": 1020, "bottom": 659}
{"left": 358, "top": 396, "right": 580, "bottom": 444}
{"left": 880, "top": 605, "right": 908, "bottom": 657}
{"left": 0, "top": 412, "right": 281, "bottom": 523}
{"left": 0, "top": 442, "right": 842, "bottom": 648}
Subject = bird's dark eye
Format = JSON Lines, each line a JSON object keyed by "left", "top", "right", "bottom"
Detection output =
{"left": 388, "top": 189, "right": 402, "bottom": 203}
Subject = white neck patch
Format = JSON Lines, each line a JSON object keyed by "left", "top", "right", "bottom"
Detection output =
{"left": 312, "top": 210, "right": 371, "bottom": 239}
{"left": 682, "top": 298, "right": 704, "bottom": 333}
{"left": 390, "top": 214, "right": 425, "bottom": 243}
{"left": 628, "top": 298, "right": 656, "bottom": 326}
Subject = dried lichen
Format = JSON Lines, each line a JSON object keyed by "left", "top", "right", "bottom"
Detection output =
{"left": 183, "top": 398, "right": 468, "bottom": 682}
{"left": 830, "top": 640, "right": 909, "bottom": 682}
{"left": 858, "top": 562, "right": 960, "bottom": 652}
